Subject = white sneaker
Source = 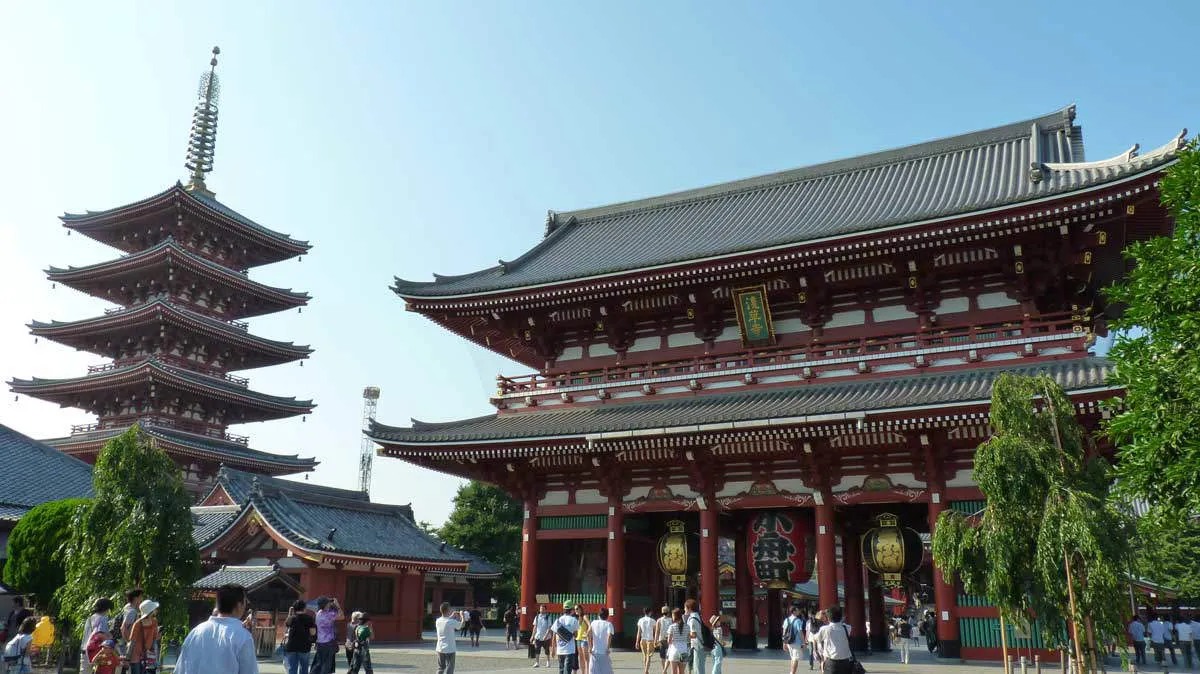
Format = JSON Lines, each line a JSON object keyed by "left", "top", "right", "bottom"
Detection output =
{"left": 532, "top": 663, "right": 540, "bottom": 668}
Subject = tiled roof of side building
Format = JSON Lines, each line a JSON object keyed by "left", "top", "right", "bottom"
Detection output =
{"left": 393, "top": 107, "right": 1187, "bottom": 298}
{"left": 370, "top": 357, "right": 1114, "bottom": 445}
{"left": 194, "top": 564, "right": 303, "bottom": 593}
{"left": 0, "top": 424, "right": 94, "bottom": 520}
{"left": 202, "top": 467, "right": 499, "bottom": 574}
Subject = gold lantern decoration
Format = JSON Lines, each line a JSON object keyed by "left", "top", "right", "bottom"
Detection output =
{"left": 860, "top": 513, "right": 923, "bottom": 587}
{"left": 657, "top": 519, "right": 696, "bottom": 588}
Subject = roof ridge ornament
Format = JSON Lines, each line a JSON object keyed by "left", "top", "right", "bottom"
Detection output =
{"left": 184, "top": 46, "right": 221, "bottom": 197}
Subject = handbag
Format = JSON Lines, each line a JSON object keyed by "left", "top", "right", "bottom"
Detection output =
{"left": 843, "top": 624, "right": 866, "bottom": 674}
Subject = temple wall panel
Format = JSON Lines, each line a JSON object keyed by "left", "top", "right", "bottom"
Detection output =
{"left": 667, "top": 332, "right": 705, "bottom": 348}
{"left": 558, "top": 346, "right": 584, "bottom": 362}
{"left": 826, "top": 309, "right": 866, "bottom": 329}
{"left": 714, "top": 325, "right": 740, "bottom": 342}
{"left": 871, "top": 304, "right": 917, "bottom": 323}
{"left": 773, "top": 317, "right": 809, "bottom": 334}
{"left": 574, "top": 489, "right": 606, "bottom": 505}
{"left": 936, "top": 297, "right": 971, "bottom": 315}
{"left": 539, "top": 490, "right": 570, "bottom": 507}
{"left": 627, "top": 336, "right": 659, "bottom": 353}
{"left": 977, "top": 291, "right": 1019, "bottom": 309}
{"left": 945, "top": 468, "right": 977, "bottom": 488}
{"left": 716, "top": 481, "right": 753, "bottom": 498}
{"left": 589, "top": 343, "right": 617, "bottom": 358}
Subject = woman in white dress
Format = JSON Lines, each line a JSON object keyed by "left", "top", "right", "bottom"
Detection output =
{"left": 665, "top": 608, "right": 690, "bottom": 674}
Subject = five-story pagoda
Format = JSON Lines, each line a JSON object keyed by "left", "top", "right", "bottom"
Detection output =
{"left": 9, "top": 48, "right": 317, "bottom": 495}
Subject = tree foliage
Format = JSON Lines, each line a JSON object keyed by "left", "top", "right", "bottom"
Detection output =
{"left": 1105, "top": 141, "right": 1200, "bottom": 588}
{"left": 931, "top": 374, "right": 1133, "bottom": 658}
{"left": 57, "top": 426, "right": 201, "bottom": 639}
{"left": 3, "top": 498, "right": 90, "bottom": 615}
{"left": 437, "top": 481, "right": 522, "bottom": 605}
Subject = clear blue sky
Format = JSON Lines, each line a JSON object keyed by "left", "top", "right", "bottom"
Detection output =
{"left": 0, "top": 1, "right": 1194, "bottom": 524}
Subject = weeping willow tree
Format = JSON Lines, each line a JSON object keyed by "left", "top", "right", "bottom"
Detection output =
{"left": 56, "top": 425, "right": 201, "bottom": 641}
{"left": 931, "top": 374, "right": 1133, "bottom": 674}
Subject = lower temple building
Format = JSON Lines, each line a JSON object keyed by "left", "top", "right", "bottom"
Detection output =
{"left": 369, "top": 106, "right": 1185, "bottom": 658}
{"left": 192, "top": 467, "right": 497, "bottom": 642}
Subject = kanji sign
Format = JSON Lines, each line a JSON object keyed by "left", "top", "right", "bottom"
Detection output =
{"left": 732, "top": 285, "right": 776, "bottom": 347}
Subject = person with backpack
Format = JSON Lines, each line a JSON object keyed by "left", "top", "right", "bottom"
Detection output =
{"left": 284, "top": 600, "right": 317, "bottom": 674}
{"left": 814, "top": 607, "right": 855, "bottom": 674}
{"left": 348, "top": 613, "right": 373, "bottom": 674}
{"left": 683, "top": 599, "right": 712, "bottom": 674}
{"left": 783, "top": 605, "right": 805, "bottom": 674}
{"left": 80, "top": 598, "right": 114, "bottom": 674}
{"left": 2, "top": 617, "right": 37, "bottom": 674}
{"left": 551, "top": 602, "right": 581, "bottom": 674}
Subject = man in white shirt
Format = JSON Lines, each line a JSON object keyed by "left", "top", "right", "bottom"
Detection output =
{"left": 635, "top": 607, "right": 658, "bottom": 674}
{"left": 654, "top": 606, "right": 673, "bottom": 674}
{"left": 1128, "top": 616, "right": 1146, "bottom": 666}
{"left": 815, "top": 607, "right": 854, "bottom": 674}
{"left": 1149, "top": 614, "right": 1171, "bottom": 665}
{"left": 552, "top": 602, "right": 581, "bottom": 674}
{"left": 783, "top": 605, "right": 805, "bottom": 674}
{"left": 435, "top": 602, "right": 464, "bottom": 674}
{"left": 532, "top": 605, "right": 554, "bottom": 669}
{"left": 174, "top": 584, "right": 258, "bottom": 674}
{"left": 1177, "top": 617, "right": 1195, "bottom": 669}
{"left": 588, "top": 608, "right": 615, "bottom": 674}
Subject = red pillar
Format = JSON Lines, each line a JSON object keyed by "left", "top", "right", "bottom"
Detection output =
{"left": 699, "top": 505, "right": 720, "bottom": 620}
{"left": 928, "top": 498, "right": 961, "bottom": 658}
{"left": 842, "top": 529, "right": 867, "bottom": 651}
{"left": 520, "top": 497, "right": 539, "bottom": 637}
{"left": 734, "top": 518, "right": 757, "bottom": 649}
{"left": 815, "top": 500, "right": 838, "bottom": 611}
{"left": 606, "top": 500, "right": 626, "bottom": 641}
{"left": 867, "top": 572, "right": 888, "bottom": 651}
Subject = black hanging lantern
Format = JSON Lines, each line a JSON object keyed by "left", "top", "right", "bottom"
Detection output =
{"left": 657, "top": 519, "right": 699, "bottom": 588}
{"left": 861, "top": 513, "right": 923, "bottom": 587}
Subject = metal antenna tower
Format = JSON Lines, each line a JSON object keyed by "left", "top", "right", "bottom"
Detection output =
{"left": 359, "top": 386, "right": 381, "bottom": 493}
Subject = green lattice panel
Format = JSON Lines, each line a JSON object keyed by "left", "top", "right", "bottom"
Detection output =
{"left": 950, "top": 500, "right": 986, "bottom": 516}
{"left": 960, "top": 617, "right": 1053, "bottom": 649}
{"left": 549, "top": 593, "right": 607, "bottom": 606}
{"left": 957, "top": 593, "right": 992, "bottom": 607}
{"left": 539, "top": 515, "right": 608, "bottom": 530}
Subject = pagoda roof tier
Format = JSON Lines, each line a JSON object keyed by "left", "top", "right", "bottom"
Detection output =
{"left": 47, "top": 239, "right": 310, "bottom": 319}
{"left": 29, "top": 299, "right": 312, "bottom": 369}
{"left": 61, "top": 183, "right": 310, "bottom": 267}
{"left": 393, "top": 106, "right": 1187, "bottom": 300}
{"left": 44, "top": 421, "right": 317, "bottom": 476}
{"left": 194, "top": 467, "right": 500, "bottom": 574}
{"left": 9, "top": 358, "right": 314, "bottom": 423}
{"left": 370, "top": 356, "right": 1112, "bottom": 450}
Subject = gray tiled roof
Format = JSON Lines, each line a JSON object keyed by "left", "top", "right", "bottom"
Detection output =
{"left": 193, "top": 564, "right": 302, "bottom": 593}
{"left": 369, "top": 357, "right": 1113, "bottom": 444}
{"left": 192, "top": 506, "right": 242, "bottom": 545}
{"left": 204, "top": 468, "right": 499, "bottom": 574}
{"left": 393, "top": 107, "right": 1184, "bottom": 298}
{"left": 0, "top": 424, "right": 93, "bottom": 520}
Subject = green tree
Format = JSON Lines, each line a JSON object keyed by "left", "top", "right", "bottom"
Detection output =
{"left": 57, "top": 425, "right": 201, "bottom": 639}
{"left": 931, "top": 374, "right": 1133, "bottom": 674}
{"left": 438, "top": 481, "right": 522, "bottom": 605}
{"left": 1104, "top": 140, "right": 1200, "bottom": 588}
{"left": 3, "top": 498, "right": 90, "bottom": 615}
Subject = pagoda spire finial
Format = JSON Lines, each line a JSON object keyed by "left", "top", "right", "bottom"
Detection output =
{"left": 184, "top": 46, "right": 221, "bottom": 197}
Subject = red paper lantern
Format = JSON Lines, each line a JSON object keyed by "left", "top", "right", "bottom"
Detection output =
{"left": 746, "top": 510, "right": 815, "bottom": 589}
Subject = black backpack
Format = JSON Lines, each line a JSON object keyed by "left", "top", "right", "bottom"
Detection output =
{"left": 555, "top": 618, "right": 575, "bottom": 643}
{"left": 692, "top": 615, "right": 716, "bottom": 651}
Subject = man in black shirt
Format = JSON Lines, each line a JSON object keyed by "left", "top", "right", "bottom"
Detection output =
{"left": 467, "top": 605, "right": 483, "bottom": 647}
{"left": 503, "top": 605, "right": 519, "bottom": 650}
{"left": 4, "top": 596, "right": 32, "bottom": 639}
{"left": 283, "top": 599, "right": 317, "bottom": 674}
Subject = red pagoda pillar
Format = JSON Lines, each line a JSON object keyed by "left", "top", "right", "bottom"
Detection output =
{"left": 520, "top": 497, "right": 539, "bottom": 639}
{"left": 815, "top": 500, "right": 838, "bottom": 611}
{"left": 606, "top": 499, "right": 626, "bottom": 642}
{"left": 734, "top": 516, "right": 757, "bottom": 649}
{"left": 699, "top": 504, "right": 720, "bottom": 619}
{"left": 928, "top": 497, "right": 961, "bottom": 658}
{"left": 842, "top": 528, "right": 867, "bottom": 651}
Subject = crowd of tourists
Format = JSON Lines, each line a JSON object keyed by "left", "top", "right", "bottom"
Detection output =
{"left": 1127, "top": 612, "right": 1200, "bottom": 668}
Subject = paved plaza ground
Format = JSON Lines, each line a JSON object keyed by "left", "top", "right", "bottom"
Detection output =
{"left": 253, "top": 633, "right": 1101, "bottom": 674}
